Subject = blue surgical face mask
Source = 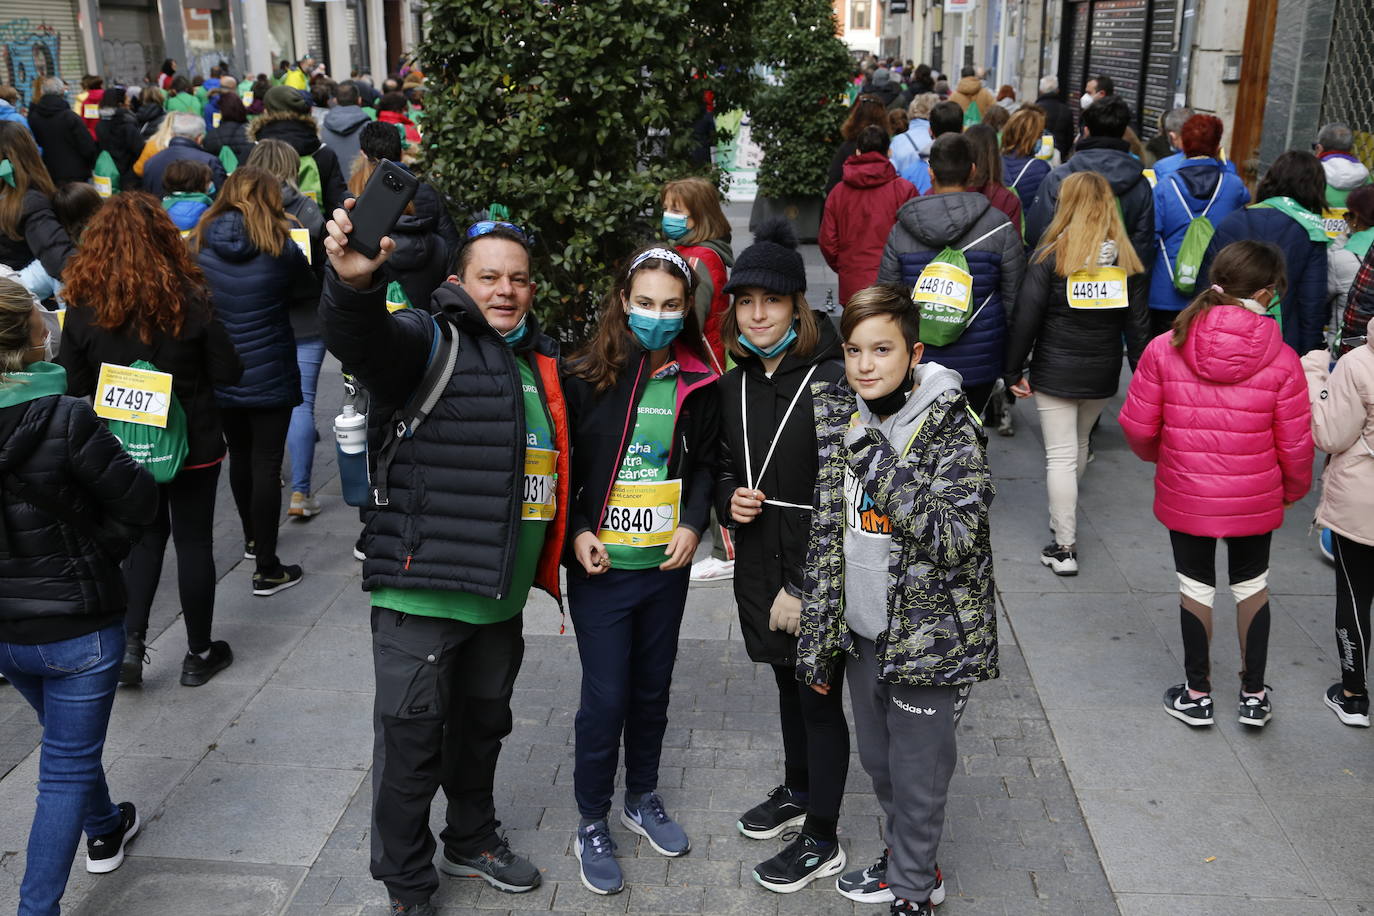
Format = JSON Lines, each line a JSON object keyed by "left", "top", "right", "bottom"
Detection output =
{"left": 501, "top": 317, "right": 528, "bottom": 347}
{"left": 738, "top": 322, "right": 797, "bottom": 360}
{"left": 627, "top": 306, "right": 684, "bottom": 351}
{"left": 661, "top": 211, "right": 690, "bottom": 240}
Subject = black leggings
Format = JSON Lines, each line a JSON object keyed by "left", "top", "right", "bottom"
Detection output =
{"left": 222, "top": 405, "right": 293, "bottom": 573}
{"left": 1169, "top": 530, "right": 1272, "bottom": 693}
{"left": 772, "top": 663, "right": 850, "bottom": 840}
{"left": 1333, "top": 533, "right": 1374, "bottom": 695}
{"left": 123, "top": 463, "right": 221, "bottom": 653}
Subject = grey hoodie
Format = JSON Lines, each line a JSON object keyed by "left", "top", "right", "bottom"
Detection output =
{"left": 841, "top": 361, "right": 965, "bottom": 640}
{"left": 321, "top": 105, "right": 371, "bottom": 176}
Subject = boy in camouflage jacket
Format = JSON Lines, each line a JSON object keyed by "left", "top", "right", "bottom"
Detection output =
{"left": 796, "top": 286, "right": 997, "bottom": 915}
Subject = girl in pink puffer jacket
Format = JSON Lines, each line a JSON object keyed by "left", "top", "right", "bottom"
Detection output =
{"left": 1119, "top": 240, "right": 1313, "bottom": 729}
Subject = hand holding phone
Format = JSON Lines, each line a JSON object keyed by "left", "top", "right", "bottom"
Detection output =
{"left": 346, "top": 159, "right": 419, "bottom": 259}
{"left": 323, "top": 199, "right": 396, "bottom": 289}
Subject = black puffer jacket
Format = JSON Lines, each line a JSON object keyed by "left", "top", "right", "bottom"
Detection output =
{"left": 202, "top": 120, "right": 254, "bottom": 164}
{"left": 0, "top": 189, "right": 76, "bottom": 281}
{"left": 413, "top": 181, "right": 461, "bottom": 254}
{"left": 0, "top": 366, "right": 158, "bottom": 644}
{"left": 135, "top": 102, "right": 165, "bottom": 139}
{"left": 382, "top": 212, "right": 450, "bottom": 312}
{"left": 1003, "top": 247, "right": 1151, "bottom": 400}
{"left": 28, "top": 93, "right": 97, "bottom": 183}
{"left": 562, "top": 342, "right": 721, "bottom": 567}
{"left": 248, "top": 112, "right": 348, "bottom": 213}
{"left": 58, "top": 302, "right": 244, "bottom": 468}
{"left": 715, "top": 315, "right": 844, "bottom": 666}
{"left": 320, "top": 269, "right": 571, "bottom": 602}
{"left": 95, "top": 107, "right": 146, "bottom": 191}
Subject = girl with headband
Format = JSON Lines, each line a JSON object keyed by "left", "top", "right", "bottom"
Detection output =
{"left": 561, "top": 244, "right": 720, "bottom": 896}
{"left": 712, "top": 219, "right": 852, "bottom": 892}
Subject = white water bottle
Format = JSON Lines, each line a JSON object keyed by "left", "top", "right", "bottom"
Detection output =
{"left": 334, "top": 404, "right": 366, "bottom": 453}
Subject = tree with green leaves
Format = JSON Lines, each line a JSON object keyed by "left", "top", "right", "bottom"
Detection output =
{"left": 419, "top": 0, "right": 754, "bottom": 333}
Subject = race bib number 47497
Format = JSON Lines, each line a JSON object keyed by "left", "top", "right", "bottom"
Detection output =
{"left": 94, "top": 363, "right": 174, "bottom": 428}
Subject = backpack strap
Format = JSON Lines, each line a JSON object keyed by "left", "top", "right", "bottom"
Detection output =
{"left": 959, "top": 220, "right": 1012, "bottom": 253}
{"left": 1199, "top": 170, "right": 1225, "bottom": 219}
{"left": 1010, "top": 158, "right": 1035, "bottom": 190}
{"left": 370, "top": 315, "right": 461, "bottom": 507}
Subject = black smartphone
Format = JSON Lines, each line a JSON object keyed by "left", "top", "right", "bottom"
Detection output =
{"left": 347, "top": 159, "right": 418, "bottom": 259}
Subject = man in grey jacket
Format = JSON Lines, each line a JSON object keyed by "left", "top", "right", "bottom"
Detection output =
{"left": 321, "top": 82, "right": 370, "bottom": 178}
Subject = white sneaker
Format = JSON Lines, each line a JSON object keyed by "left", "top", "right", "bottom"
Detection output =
{"left": 690, "top": 557, "right": 734, "bottom": 581}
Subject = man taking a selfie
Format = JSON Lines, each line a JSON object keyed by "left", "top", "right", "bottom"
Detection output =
{"left": 321, "top": 204, "right": 570, "bottom": 916}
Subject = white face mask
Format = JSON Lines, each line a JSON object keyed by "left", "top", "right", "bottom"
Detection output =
{"left": 1080, "top": 92, "right": 1094, "bottom": 111}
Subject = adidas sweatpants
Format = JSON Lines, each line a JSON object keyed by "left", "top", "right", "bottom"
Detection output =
{"left": 846, "top": 634, "right": 967, "bottom": 904}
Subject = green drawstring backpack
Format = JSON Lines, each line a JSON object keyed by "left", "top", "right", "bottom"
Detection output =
{"left": 102, "top": 360, "right": 188, "bottom": 484}
{"left": 911, "top": 223, "right": 1010, "bottom": 347}
{"left": 92, "top": 151, "right": 120, "bottom": 197}
{"left": 218, "top": 145, "right": 239, "bottom": 175}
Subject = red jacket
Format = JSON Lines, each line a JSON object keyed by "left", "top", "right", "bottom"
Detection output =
{"left": 377, "top": 109, "right": 421, "bottom": 146}
{"left": 820, "top": 152, "right": 919, "bottom": 306}
{"left": 1118, "top": 303, "right": 1313, "bottom": 538}
{"left": 677, "top": 242, "right": 731, "bottom": 374}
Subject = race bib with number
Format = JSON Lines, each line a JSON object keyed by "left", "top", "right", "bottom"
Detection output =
{"left": 1322, "top": 207, "right": 1349, "bottom": 239}
{"left": 1142, "top": 168, "right": 1158, "bottom": 188}
{"left": 913, "top": 261, "right": 973, "bottom": 312}
{"left": 212, "top": 112, "right": 222, "bottom": 128}
{"left": 92, "top": 175, "right": 113, "bottom": 198}
{"left": 243, "top": 91, "right": 254, "bottom": 105}
{"left": 522, "top": 447, "right": 557, "bottom": 521}
{"left": 289, "top": 227, "right": 312, "bottom": 264}
{"left": 599, "top": 479, "right": 682, "bottom": 547}
{"left": 83, "top": 104, "right": 99, "bottom": 119}
{"left": 1066, "top": 267, "right": 1128, "bottom": 309}
{"left": 94, "top": 363, "right": 174, "bottom": 428}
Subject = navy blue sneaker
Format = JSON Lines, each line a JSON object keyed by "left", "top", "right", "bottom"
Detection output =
{"left": 621, "top": 791, "right": 690, "bottom": 856}
{"left": 575, "top": 820, "right": 623, "bottom": 895}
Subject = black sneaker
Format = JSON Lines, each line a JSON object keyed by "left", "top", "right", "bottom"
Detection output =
{"left": 439, "top": 838, "right": 541, "bottom": 893}
{"left": 1040, "top": 543, "right": 1078, "bottom": 576}
{"left": 737, "top": 785, "right": 807, "bottom": 839}
{"left": 836, "top": 848, "right": 945, "bottom": 905}
{"left": 180, "top": 641, "right": 233, "bottom": 687}
{"left": 892, "top": 897, "right": 934, "bottom": 915}
{"left": 119, "top": 635, "right": 147, "bottom": 687}
{"left": 243, "top": 540, "right": 256, "bottom": 560}
{"left": 252, "top": 564, "right": 303, "bottom": 597}
{"left": 1325, "top": 683, "right": 1371, "bottom": 727}
{"left": 389, "top": 899, "right": 436, "bottom": 916}
{"left": 86, "top": 801, "right": 140, "bottom": 873}
{"left": 1238, "top": 687, "right": 1272, "bottom": 727}
{"left": 752, "top": 831, "right": 846, "bottom": 894}
{"left": 1163, "top": 684, "right": 1213, "bottom": 726}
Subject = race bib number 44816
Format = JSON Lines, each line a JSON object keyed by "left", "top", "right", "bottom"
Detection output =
{"left": 94, "top": 363, "right": 174, "bottom": 428}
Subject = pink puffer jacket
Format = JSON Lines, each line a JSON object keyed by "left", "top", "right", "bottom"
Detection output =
{"left": 1118, "top": 303, "right": 1313, "bottom": 537}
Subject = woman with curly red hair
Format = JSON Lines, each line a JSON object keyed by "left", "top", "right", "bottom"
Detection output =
{"left": 58, "top": 192, "right": 244, "bottom": 687}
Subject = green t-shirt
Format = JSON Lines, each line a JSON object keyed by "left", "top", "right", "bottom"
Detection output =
{"left": 166, "top": 93, "right": 203, "bottom": 116}
{"left": 602, "top": 376, "right": 680, "bottom": 571}
{"left": 371, "top": 358, "right": 555, "bottom": 624}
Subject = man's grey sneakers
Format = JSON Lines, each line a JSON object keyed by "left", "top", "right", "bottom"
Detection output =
{"left": 1163, "top": 684, "right": 1213, "bottom": 726}
{"left": 836, "top": 847, "right": 946, "bottom": 905}
{"left": 575, "top": 820, "right": 623, "bottom": 895}
{"left": 620, "top": 791, "right": 690, "bottom": 856}
{"left": 439, "top": 838, "right": 540, "bottom": 893}
{"left": 1326, "top": 683, "right": 1371, "bottom": 727}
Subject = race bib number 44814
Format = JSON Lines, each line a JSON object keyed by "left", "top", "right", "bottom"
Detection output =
{"left": 1066, "top": 267, "right": 1128, "bottom": 309}
{"left": 94, "top": 363, "right": 174, "bottom": 428}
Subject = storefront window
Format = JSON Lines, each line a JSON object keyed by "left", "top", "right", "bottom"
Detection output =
{"left": 851, "top": 0, "right": 871, "bottom": 30}
{"left": 182, "top": 2, "right": 234, "bottom": 77}
{"left": 267, "top": 3, "right": 294, "bottom": 72}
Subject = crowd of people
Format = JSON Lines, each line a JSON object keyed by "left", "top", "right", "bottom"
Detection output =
{"left": 0, "top": 52, "right": 1371, "bottom": 916}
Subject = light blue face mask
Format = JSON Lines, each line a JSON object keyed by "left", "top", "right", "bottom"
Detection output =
{"left": 501, "top": 316, "right": 528, "bottom": 347}
{"left": 738, "top": 322, "right": 798, "bottom": 360}
{"left": 627, "top": 306, "right": 684, "bottom": 351}
{"left": 661, "top": 211, "right": 690, "bottom": 240}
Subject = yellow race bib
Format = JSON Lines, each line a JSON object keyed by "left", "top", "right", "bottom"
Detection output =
{"left": 522, "top": 448, "right": 557, "bottom": 521}
{"left": 1142, "top": 168, "right": 1157, "bottom": 189}
{"left": 1322, "top": 207, "right": 1349, "bottom": 240}
{"left": 913, "top": 260, "right": 973, "bottom": 312}
{"left": 289, "top": 227, "right": 312, "bottom": 264}
{"left": 83, "top": 103, "right": 99, "bottom": 119}
{"left": 599, "top": 478, "right": 681, "bottom": 547}
{"left": 94, "top": 363, "right": 174, "bottom": 428}
{"left": 1035, "top": 133, "right": 1054, "bottom": 161}
{"left": 1066, "top": 267, "right": 1128, "bottom": 309}
{"left": 92, "top": 175, "right": 113, "bottom": 199}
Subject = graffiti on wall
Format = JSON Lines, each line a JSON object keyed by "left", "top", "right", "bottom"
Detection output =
{"left": 188, "top": 49, "right": 233, "bottom": 79}
{"left": 101, "top": 39, "right": 150, "bottom": 87}
{"left": 0, "top": 19, "right": 64, "bottom": 89}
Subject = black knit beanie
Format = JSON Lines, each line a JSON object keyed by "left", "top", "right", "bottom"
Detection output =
{"left": 723, "top": 218, "right": 807, "bottom": 295}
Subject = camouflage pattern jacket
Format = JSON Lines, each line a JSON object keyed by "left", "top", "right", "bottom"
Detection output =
{"left": 796, "top": 381, "right": 999, "bottom": 688}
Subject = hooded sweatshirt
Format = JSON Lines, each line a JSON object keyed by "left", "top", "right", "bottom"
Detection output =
{"left": 1322, "top": 153, "right": 1372, "bottom": 209}
{"left": 321, "top": 104, "right": 371, "bottom": 176}
{"left": 950, "top": 76, "right": 995, "bottom": 118}
{"left": 843, "top": 361, "right": 964, "bottom": 639}
{"left": 820, "top": 151, "right": 920, "bottom": 305}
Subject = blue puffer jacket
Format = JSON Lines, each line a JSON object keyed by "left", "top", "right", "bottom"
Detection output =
{"left": 1002, "top": 153, "right": 1051, "bottom": 216}
{"left": 1150, "top": 159, "right": 1250, "bottom": 313}
{"left": 877, "top": 192, "right": 1026, "bottom": 386}
{"left": 1197, "top": 206, "right": 1329, "bottom": 354}
{"left": 196, "top": 211, "right": 311, "bottom": 408}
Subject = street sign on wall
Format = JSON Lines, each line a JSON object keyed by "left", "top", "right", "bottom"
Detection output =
{"left": 891, "top": 0, "right": 910, "bottom": 13}
{"left": 946, "top": 0, "right": 974, "bottom": 12}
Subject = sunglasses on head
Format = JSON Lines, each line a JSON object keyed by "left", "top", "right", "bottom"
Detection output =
{"left": 466, "top": 220, "right": 534, "bottom": 245}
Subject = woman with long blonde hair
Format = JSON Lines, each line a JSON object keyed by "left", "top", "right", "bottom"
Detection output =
{"left": 1004, "top": 171, "right": 1151, "bottom": 575}
{"left": 192, "top": 167, "right": 317, "bottom": 598}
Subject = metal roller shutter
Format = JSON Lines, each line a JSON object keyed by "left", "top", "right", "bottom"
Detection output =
{"left": 0, "top": 0, "right": 85, "bottom": 90}
{"left": 99, "top": 2, "right": 163, "bottom": 87}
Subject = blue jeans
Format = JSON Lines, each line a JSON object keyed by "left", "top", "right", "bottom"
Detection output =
{"left": 287, "top": 336, "right": 327, "bottom": 495}
{"left": 567, "top": 566, "right": 690, "bottom": 820}
{"left": 0, "top": 624, "right": 124, "bottom": 916}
